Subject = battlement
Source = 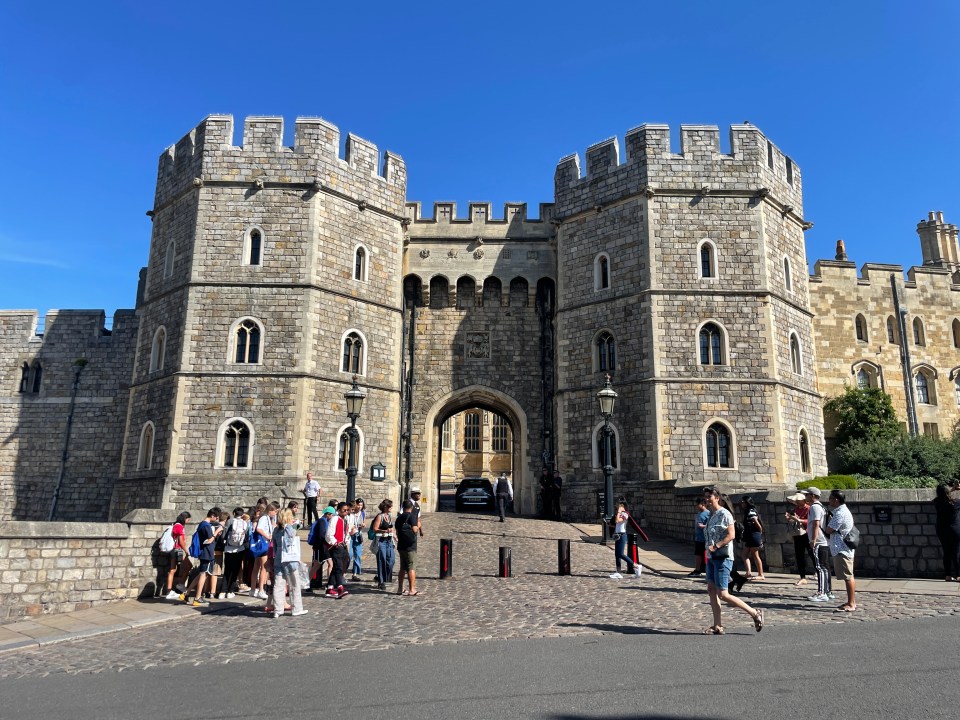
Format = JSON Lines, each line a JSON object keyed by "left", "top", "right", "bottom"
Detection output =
{"left": 810, "top": 259, "right": 960, "bottom": 292}
{"left": 405, "top": 201, "right": 556, "bottom": 224}
{"left": 0, "top": 309, "right": 137, "bottom": 342}
{"left": 155, "top": 114, "right": 406, "bottom": 211}
{"left": 554, "top": 123, "right": 803, "bottom": 217}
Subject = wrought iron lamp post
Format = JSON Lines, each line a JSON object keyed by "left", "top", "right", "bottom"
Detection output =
{"left": 596, "top": 375, "right": 618, "bottom": 545}
{"left": 343, "top": 376, "right": 366, "bottom": 503}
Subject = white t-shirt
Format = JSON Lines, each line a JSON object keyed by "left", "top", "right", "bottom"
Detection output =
{"left": 256, "top": 515, "right": 273, "bottom": 539}
{"left": 704, "top": 507, "right": 734, "bottom": 559}
{"left": 807, "top": 502, "right": 828, "bottom": 547}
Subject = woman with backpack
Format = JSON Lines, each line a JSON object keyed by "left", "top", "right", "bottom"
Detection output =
{"left": 219, "top": 507, "right": 247, "bottom": 598}
{"left": 269, "top": 508, "right": 308, "bottom": 618}
{"left": 162, "top": 511, "right": 191, "bottom": 599}
{"left": 250, "top": 501, "right": 279, "bottom": 600}
{"left": 372, "top": 499, "right": 397, "bottom": 591}
{"left": 739, "top": 496, "right": 766, "bottom": 580}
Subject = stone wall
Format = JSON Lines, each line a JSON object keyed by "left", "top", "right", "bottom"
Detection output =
{"left": 0, "top": 510, "right": 174, "bottom": 621}
{"left": 0, "top": 309, "right": 138, "bottom": 521}
{"left": 644, "top": 482, "right": 943, "bottom": 578}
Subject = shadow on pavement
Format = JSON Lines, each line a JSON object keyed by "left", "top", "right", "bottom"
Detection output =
{"left": 556, "top": 622, "right": 699, "bottom": 636}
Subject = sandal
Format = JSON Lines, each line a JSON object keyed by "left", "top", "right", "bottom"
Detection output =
{"left": 407, "top": 590, "right": 420, "bottom": 597}
{"left": 835, "top": 604, "right": 856, "bottom": 612}
{"left": 752, "top": 608, "right": 764, "bottom": 632}
{"left": 795, "top": 578, "right": 808, "bottom": 586}
{"left": 702, "top": 625, "right": 724, "bottom": 635}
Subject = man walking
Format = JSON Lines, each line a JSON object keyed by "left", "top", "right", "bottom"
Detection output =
{"left": 825, "top": 489, "right": 857, "bottom": 612}
{"left": 494, "top": 472, "right": 513, "bottom": 522}
{"left": 539, "top": 467, "right": 553, "bottom": 519}
{"left": 804, "top": 487, "right": 833, "bottom": 602}
{"left": 302, "top": 471, "right": 320, "bottom": 526}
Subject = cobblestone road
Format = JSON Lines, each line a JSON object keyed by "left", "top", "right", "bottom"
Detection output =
{"left": 3, "top": 512, "right": 959, "bottom": 680}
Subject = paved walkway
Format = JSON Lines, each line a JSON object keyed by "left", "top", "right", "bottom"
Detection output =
{"left": 1, "top": 512, "right": 958, "bottom": 677}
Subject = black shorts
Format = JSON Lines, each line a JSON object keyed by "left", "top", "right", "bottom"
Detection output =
{"left": 694, "top": 541, "right": 706, "bottom": 556}
{"left": 197, "top": 559, "right": 215, "bottom": 574}
{"left": 168, "top": 548, "right": 186, "bottom": 566}
{"left": 745, "top": 532, "right": 764, "bottom": 548}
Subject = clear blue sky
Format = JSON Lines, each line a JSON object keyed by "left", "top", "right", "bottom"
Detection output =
{"left": 1, "top": 1, "right": 958, "bottom": 320}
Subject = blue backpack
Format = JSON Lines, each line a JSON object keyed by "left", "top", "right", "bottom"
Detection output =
{"left": 308, "top": 517, "right": 328, "bottom": 548}
{"left": 188, "top": 528, "right": 202, "bottom": 559}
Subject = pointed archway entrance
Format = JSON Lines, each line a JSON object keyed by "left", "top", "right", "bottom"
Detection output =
{"left": 421, "top": 385, "right": 532, "bottom": 515}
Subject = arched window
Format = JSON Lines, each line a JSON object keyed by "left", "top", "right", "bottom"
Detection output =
{"left": 596, "top": 332, "right": 616, "bottom": 373}
{"left": 221, "top": 419, "right": 251, "bottom": 468}
{"left": 335, "top": 424, "right": 365, "bottom": 471}
{"left": 855, "top": 314, "right": 868, "bottom": 342}
{"left": 457, "top": 276, "right": 476, "bottom": 309}
{"left": 705, "top": 422, "right": 733, "bottom": 468}
{"left": 594, "top": 426, "right": 619, "bottom": 469}
{"left": 509, "top": 277, "right": 529, "bottom": 307}
{"left": 163, "top": 240, "right": 175, "bottom": 279}
{"left": 354, "top": 246, "right": 367, "bottom": 281}
{"left": 492, "top": 414, "right": 509, "bottom": 453}
{"left": 887, "top": 316, "right": 899, "bottom": 345}
{"left": 137, "top": 422, "right": 155, "bottom": 470}
{"left": 30, "top": 362, "right": 42, "bottom": 394}
{"left": 19, "top": 362, "right": 29, "bottom": 393}
{"left": 699, "top": 322, "right": 724, "bottom": 365}
{"left": 699, "top": 242, "right": 716, "bottom": 279}
{"left": 246, "top": 228, "right": 263, "bottom": 266}
{"left": 953, "top": 319, "right": 960, "bottom": 349}
{"left": 955, "top": 378, "right": 960, "bottom": 406}
{"left": 150, "top": 327, "right": 166, "bottom": 372}
{"left": 915, "top": 371, "right": 930, "bottom": 404}
{"left": 234, "top": 319, "right": 261, "bottom": 364}
{"left": 783, "top": 256, "right": 793, "bottom": 292}
{"left": 913, "top": 317, "right": 925, "bottom": 346}
{"left": 799, "top": 429, "right": 811, "bottom": 473}
{"left": 482, "top": 277, "right": 502, "bottom": 307}
{"left": 403, "top": 275, "right": 423, "bottom": 308}
{"left": 594, "top": 253, "right": 610, "bottom": 291}
{"left": 341, "top": 331, "right": 363, "bottom": 374}
{"left": 790, "top": 333, "right": 802, "bottom": 374}
{"left": 464, "top": 411, "right": 482, "bottom": 452}
{"left": 856, "top": 368, "right": 870, "bottom": 389}
{"left": 429, "top": 276, "right": 449, "bottom": 309}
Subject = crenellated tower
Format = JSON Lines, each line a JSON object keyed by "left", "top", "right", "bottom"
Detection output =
{"left": 553, "top": 123, "right": 825, "bottom": 505}
{"left": 116, "top": 115, "right": 408, "bottom": 514}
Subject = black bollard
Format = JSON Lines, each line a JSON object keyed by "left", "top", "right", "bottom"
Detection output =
{"left": 557, "top": 538, "right": 571, "bottom": 576}
{"left": 499, "top": 546, "right": 512, "bottom": 578}
{"left": 439, "top": 538, "right": 453, "bottom": 579}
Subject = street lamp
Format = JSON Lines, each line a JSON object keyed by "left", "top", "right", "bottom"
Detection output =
{"left": 596, "top": 375, "right": 618, "bottom": 545}
{"left": 343, "top": 375, "right": 366, "bottom": 503}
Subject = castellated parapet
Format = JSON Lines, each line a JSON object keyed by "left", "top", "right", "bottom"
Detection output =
{"left": 154, "top": 115, "right": 407, "bottom": 214}
{"left": 554, "top": 124, "right": 802, "bottom": 219}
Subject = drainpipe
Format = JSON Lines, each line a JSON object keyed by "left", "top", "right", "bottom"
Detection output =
{"left": 49, "top": 358, "right": 87, "bottom": 521}
{"left": 891, "top": 275, "right": 918, "bottom": 436}
{"left": 400, "top": 302, "right": 417, "bottom": 501}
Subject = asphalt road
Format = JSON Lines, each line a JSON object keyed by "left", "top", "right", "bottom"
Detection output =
{"left": 3, "top": 615, "right": 957, "bottom": 720}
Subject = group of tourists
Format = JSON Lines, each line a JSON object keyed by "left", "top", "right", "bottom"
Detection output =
{"left": 157, "top": 475, "right": 426, "bottom": 618}
{"left": 680, "top": 485, "right": 862, "bottom": 633}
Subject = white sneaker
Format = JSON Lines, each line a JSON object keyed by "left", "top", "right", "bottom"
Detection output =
{"left": 258, "top": 590, "right": 269, "bottom": 600}
{"left": 609, "top": 572, "right": 623, "bottom": 579}
{"left": 291, "top": 609, "right": 309, "bottom": 617}
{"left": 165, "top": 590, "right": 179, "bottom": 600}
{"left": 226, "top": 592, "right": 235, "bottom": 599}
{"left": 249, "top": 588, "right": 259, "bottom": 597}
{"left": 827, "top": 592, "right": 837, "bottom": 600}
{"left": 272, "top": 612, "right": 281, "bottom": 619}
{"left": 216, "top": 593, "right": 226, "bottom": 599}
{"left": 809, "top": 593, "right": 830, "bottom": 602}
{"left": 634, "top": 566, "right": 642, "bottom": 578}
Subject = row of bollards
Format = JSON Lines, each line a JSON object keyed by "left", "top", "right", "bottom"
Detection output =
{"left": 438, "top": 535, "right": 641, "bottom": 578}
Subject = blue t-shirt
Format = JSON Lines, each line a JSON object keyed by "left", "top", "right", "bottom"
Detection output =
{"left": 694, "top": 509, "right": 710, "bottom": 542}
{"left": 197, "top": 520, "right": 215, "bottom": 561}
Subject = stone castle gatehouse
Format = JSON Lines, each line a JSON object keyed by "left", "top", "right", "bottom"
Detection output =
{"left": 16, "top": 111, "right": 941, "bottom": 523}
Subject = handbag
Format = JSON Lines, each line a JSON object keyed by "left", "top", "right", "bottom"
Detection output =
{"left": 369, "top": 536, "right": 380, "bottom": 555}
{"left": 249, "top": 531, "right": 269, "bottom": 557}
{"left": 843, "top": 526, "right": 861, "bottom": 549}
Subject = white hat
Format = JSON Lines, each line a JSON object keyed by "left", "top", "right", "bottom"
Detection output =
{"left": 410, "top": 486, "right": 422, "bottom": 494}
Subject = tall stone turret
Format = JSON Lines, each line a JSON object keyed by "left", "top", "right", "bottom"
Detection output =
{"left": 917, "top": 211, "right": 959, "bottom": 271}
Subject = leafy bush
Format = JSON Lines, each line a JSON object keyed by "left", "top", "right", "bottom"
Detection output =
{"left": 796, "top": 475, "right": 858, "bottom": 490}
{"left": 836, "top": 434, "right": 960, "bottom": 484}
{"left": 823, "top": 387, "right": 902, "bottom": 445}
{"left": 853, "top": 474, "right": 940, "bottom": 489}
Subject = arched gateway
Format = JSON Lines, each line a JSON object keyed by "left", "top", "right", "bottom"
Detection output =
{"left": 422, "top": 386, "right": 532, "bottom": 514}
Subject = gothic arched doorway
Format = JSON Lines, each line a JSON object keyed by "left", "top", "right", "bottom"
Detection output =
{"left": 421, "top": 386, "right": 531, "bottom": 515}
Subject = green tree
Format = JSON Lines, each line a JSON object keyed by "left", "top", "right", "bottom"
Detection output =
{"left": 823, "top": 386, "right": 901, "bottom": 445}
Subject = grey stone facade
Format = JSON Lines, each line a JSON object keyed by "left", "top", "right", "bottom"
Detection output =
{"left": 1, "top": 114, "right": 833, "bottom": 522}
